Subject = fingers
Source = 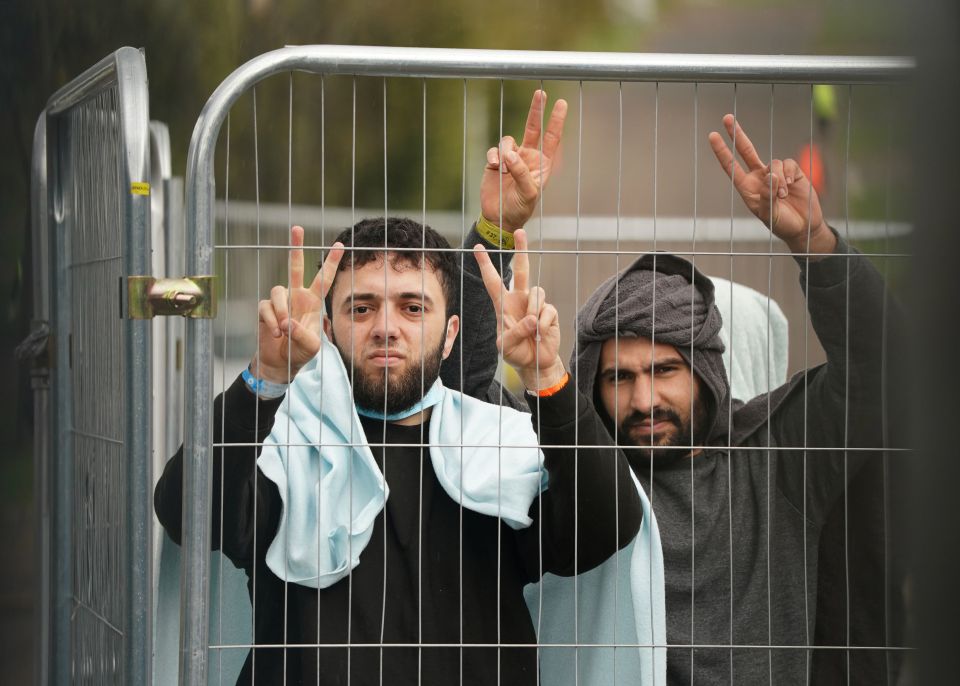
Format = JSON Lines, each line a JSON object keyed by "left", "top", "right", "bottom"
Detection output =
{"left": 537, "top": 303, "right": 559, "bottom": 339}
{"left": 259, "top": 299, "right": 282, "bottom": 338}
{"left": 520, "top": 90, "right": 546, "bottom": 150}
{"left": 541, "top": 98, "right": 568, "bottom": 161}
{"left": 783, "top": 158, "right": 804, "bottom": 184}
{"left": 473, "top": 243, "right": 504, "bottom": 311}
{"left": 708, "top": 131, "right": 745, "bottom": 185}
{"left": 526, "top": 286, "right": 547, "bottom": 319}
{"left": 287, "top": 319, "right": 321, "bottom": 358}
{"left": 501, "top": 315, "right": 539, "bottom": 353}
{"left": 503, "top": 150, "right": 538, "bottom": 205}
{"left": 270, "top": 285, "right": 290, "bottom": 330}
{"left": 289, "top": 225, "right": 305, "bottom": 289}
{"left": 486, "top": 136, "right": 519, "bottom": 174}
{"left": 512, "top": 229, "right": 529, "bottom": 293}
{"left": 768, "top": 159, "right": 788, "bottom": 199}
{"left": 310, "top": 241, "right": 345, "bottom": 299}
{"left": 721, "top": 114, "right": 765, "bottom": 171}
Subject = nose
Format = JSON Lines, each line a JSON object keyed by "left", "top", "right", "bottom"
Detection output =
{"left": 370, "top": 306, "right": 400, "bottom": 343}
{"left": 628, "top": 374, "right": 660, "bottom": 416}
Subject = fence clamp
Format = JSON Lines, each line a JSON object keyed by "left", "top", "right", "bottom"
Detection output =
{"left": 127, "top": 276, "right": 217, "bottom": 319}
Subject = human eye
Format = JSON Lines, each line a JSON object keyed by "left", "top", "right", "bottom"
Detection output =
{"left": 352, "top": 304, "right": 372, "bottom": 317}
{"left": 604, "top": 369, "right": 631, "bottom": 384}
{"left": 404, "top": 302, "right": 425, "bottom": 315}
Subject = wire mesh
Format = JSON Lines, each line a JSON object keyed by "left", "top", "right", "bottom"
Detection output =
{"left": 66, "top": 85, "right": 127, "bottom": 685}
{"left": 34, "top": 46, "right": 153, "bottom": 686}
{"left": 176, "top": 48, "right": 913, "bottom": 686}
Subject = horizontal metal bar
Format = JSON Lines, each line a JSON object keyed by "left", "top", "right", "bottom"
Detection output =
{"left": 207, "top": 641, "right": 913, "bottom": 651}
{"left": 210, "top": 244, "right": 911, "bottom": 259}
{"left": 213, "top": 440, "right": 910, "bottom": 453}
{"left": 45, "top": 47, "right": 143, "bottom": 115}
{"left": 214, "top": 201, "right": 914, "bottom": 243}
{"left": 249, "top": 45, "right": 914, "bottom": 84}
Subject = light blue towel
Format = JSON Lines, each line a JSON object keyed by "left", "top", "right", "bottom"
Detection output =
{"left": 524, "top": 471, "right": 667, "bottom": 685}
{"left": 257, "top": 334, "right": 549, "bottom": 588}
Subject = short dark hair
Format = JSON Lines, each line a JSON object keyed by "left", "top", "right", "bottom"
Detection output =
{"left": 324, "top": 217, "right": 460, "bottom": 319}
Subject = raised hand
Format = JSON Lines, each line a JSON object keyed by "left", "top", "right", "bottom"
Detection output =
{"left": 253, "top": 226, "right": 344, "bottom": 383}
{"left": 473, "top": 229, "right": 565, "bottom": 391}
{"left": 480, "top": 90, "right": 568, "bottom": 233}
{"left": 709, "top": 115, "right": 837, "bottom": 256}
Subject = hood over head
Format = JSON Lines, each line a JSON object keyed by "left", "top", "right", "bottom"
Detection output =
{"left": 571, "top": 253, "right": 733, "bottom": 446}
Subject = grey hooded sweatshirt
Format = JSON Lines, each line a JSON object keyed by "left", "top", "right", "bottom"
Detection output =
{"left": 570, "top": 236, "right": 901, "bottom": 685}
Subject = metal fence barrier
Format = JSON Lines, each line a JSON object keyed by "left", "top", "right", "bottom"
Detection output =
{"left": 27, "top": 46, "right": 153, "bottom": 685}
{"left": 176, "top": 46, "right": 914, "bottom": 685}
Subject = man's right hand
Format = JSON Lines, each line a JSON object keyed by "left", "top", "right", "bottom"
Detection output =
{"left": 252, "top": 226, "right": 344, "bottom": 384}
{"left": 479, "top": 89, "right": 567, "bottom": 233}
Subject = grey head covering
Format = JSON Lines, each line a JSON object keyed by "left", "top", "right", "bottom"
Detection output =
{"left": 572, "top": 253, "right": 733, "bottom": 443}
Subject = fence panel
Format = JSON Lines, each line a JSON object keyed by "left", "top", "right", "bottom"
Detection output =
{"left": 33, "top": 46, "right": 153, "bottom": 685}
{"left": 178, "top": 46, "right": 914, "bottom": 686}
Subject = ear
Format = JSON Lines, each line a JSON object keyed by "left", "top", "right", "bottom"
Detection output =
{"left": 322, "top": 314, "right": 332, "bottom": 340}
{"left": 441, "top": 314, "right": 460, "bottom": 360}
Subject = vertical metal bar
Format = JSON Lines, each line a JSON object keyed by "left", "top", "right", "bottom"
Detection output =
{"left": 30, "top": 110, "right": 53, "bottom": 686}
{"left": 842, "top": 84, "right": 854, "bottom": 686}
{"left": 613, "top": 79, "right": 623, "bottom": 684}
{"left": 803, "top": 84, "right": 813, "bottom": 685}
{"left": 180, "top": 77, "right": 217, "bottom": 686}
{"left": 574, "top": 80, "right": 582, "bottom": 684}
{"left": 459, "top": 77, "right": 467, "bottom": 686}
{"left": 116, "top": 47, "right": 153, "bottom": 686}
{"left": 380, "top": 75, "right": 389, "bottom": 686}
{"left": 251, "top": 86, "right": 262, "bottom": 684}
{"left": 165, "top": 175, "right": 185, "bottom": 458}
{"left": 766, "top": 83, "right": 775, "bottom": 686}
{"left": 650, "top": 80, "right": 660, "bottom": 686}
{"left": 217, "top": 113, "right": 230, "bottom": 686}
{"left": 48, "top": 99, "right": 74, "bottom": 686}
{"left": 726, "top": 83, "right": 738, "bottom": 686}
{"left": 689, "top": 81, "right": 699, "bottom": 686}
{"left": 418, "top": 77, "right": 427, "bottom": 686}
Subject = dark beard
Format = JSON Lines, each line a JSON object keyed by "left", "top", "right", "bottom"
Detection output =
{"left": 335, "top": 334, "right": 445, "bottom": 416}
{"left": 608, "top": 398, "right": 710, "bottom": 460}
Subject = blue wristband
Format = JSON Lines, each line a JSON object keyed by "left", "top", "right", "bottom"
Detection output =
{"left": 242, "top": 365, "right": 289, "bottom": 400}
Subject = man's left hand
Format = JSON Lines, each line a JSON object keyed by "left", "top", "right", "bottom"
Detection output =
{"left": 480, "top": 90, "right": 568, "bottom": 233}
{"left": 473, "top": 229, "right": 566, "bottom": 391}
{"left": 709, "top": 114, "right": 837, "bottom": 256}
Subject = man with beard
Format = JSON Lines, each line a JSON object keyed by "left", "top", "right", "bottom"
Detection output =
{"left": 512, "top": 115, "right": 899, "bottom": 686}
{"left": 154, "top": 94, "right": 643, "bottom": 686}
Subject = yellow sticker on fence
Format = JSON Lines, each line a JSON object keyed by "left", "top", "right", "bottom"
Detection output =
{"left": 130, "top": 182, "right": 150, "bottom": 196}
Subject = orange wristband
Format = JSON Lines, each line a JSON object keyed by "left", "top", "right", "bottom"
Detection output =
{"left": 535, "top": 372, "right": 570, "bottom": 398}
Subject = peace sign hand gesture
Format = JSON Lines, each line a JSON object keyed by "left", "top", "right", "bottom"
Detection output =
{"left": 709, "top": 115, "right": 837, "bottom": 256}
{"left": 480, "top": 90, "right": 568, "bottom": 233}
{"left": 252, "top": 225, "right": 344, "bottom": 384}
{"left": 473, "top": 229, "right": 566, "bottom": 392}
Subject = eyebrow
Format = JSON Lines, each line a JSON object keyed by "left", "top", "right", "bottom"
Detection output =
{"left": 338, "top": 291, "right": 435, "bottom": 309}
{"left": 600, "top": 355, "right": 687, "bottom": 375}
{"left": 395, "top": 292, "right": 435, "bottom": 307}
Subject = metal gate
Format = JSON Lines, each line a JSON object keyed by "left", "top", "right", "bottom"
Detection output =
{"left": 172, "top": 46, "right": 913, "bottom": 685}
{"left": 28, "top": 46, "right": 153, "bottom": 685}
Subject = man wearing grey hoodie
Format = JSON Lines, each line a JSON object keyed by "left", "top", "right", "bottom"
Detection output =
{"left": 563, "top": 115, "right": 904, "bottom": 684}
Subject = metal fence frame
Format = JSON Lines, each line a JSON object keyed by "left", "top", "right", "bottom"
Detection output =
{"left": 31, "top": 46, "right": 153, "bottom": 685}
{"left": 180, "top": 45, "right": 915, "bottom": 684}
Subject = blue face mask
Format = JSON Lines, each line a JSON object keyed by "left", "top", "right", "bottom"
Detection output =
{"left": 354, "top": 377, "right": 445, "bottom": 422}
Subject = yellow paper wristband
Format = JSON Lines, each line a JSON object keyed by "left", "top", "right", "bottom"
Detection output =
{"left": 476, "top": 215, "right": 515, "bottom": 250}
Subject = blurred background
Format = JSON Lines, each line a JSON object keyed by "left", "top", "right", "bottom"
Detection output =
{"left": 1, "top": 0, "right": 937, "bottom": 682}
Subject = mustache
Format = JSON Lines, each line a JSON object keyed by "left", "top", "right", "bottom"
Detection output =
{"left": 620, "top": 408, "right": 683, "bottom": 430}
